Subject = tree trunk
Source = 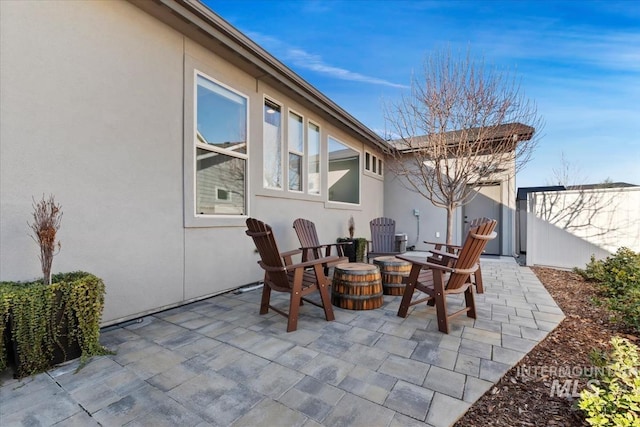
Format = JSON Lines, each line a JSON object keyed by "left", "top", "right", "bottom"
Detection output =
{"left": 446, "top": 205, "right": 454, "bottom": 245}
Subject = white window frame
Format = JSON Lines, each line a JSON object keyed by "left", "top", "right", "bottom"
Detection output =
{"left": 364, "top": 149, "right": 384, "bottom": 179}
{"left": 327, "top": 135, "right": 361, "bottom": 206}
{"left": 193, "top": 70, "right": 249, "bottom": 219}
{"left": 307, "top": 120, "right": 321, "bottom": 196}
{"left": 263, "top": 97, "right": 284, "bottom": 190}
{"left": 287, "top": 109, "right": 305, "bottom": 193}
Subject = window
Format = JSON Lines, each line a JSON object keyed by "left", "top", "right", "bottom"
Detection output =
{"left": 308, "top": 122, "right": 320, "bottom": 195}
{"left": 328, "top": 137, "right": 360, "bottom": 204}
{"left": 365, "top": 150, "right": 383, "bottom": 177}
{"left": 195, "top": 74, "right": 247, "bottom": 215}
{"left": 263, "top": 99, "right": 282, "bottom": 189}
{"left": 216, "top": 188, "right": 230, "bottom": 201}
{"left": 288, "top": 111, "right": 303, "bottom": 191}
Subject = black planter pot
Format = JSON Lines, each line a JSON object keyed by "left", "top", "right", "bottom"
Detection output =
{"left": 342, "top": 239, "right": 357, "bottom": 262}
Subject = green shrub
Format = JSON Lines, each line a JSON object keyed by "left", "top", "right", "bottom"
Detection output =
{"left": 354, "top": 238, "right": 368, "bottom": 263}
{"left": 578, "top": 254, "right": 607, "bottom": 283}
{"left": 0, "top": 271, "right": 110, "bottom": 377}
{"left": 575, "top": 248, "right": 640, "bottom": 332}
{"left": 337, "top": 237, "right": 368, "bottom": 263}
{"left": 578, "top": 337, "right": 640, "bottom": 426}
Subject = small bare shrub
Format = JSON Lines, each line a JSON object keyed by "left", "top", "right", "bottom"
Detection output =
{"left": 29, "top": 195, "right": 62, "bottom": 285}
{"left": 348, "top": 215, "right": 355, "bottom": 239}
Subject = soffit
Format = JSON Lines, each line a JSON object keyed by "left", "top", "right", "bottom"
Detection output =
{"left": 128, "top": 0, "right": 392, "bottom": 153}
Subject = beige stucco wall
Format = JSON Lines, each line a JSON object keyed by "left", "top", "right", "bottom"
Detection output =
{"left": 384, "top": 156, "right": 516, "bottom": 255}
{"left": 0, "top": 0, "right": 384, "bottom": 324}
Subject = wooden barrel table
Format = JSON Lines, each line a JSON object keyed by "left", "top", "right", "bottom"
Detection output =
{"left": 331, "top": 263, "right": 383, "bottom": 310}
{"left": 373, "top": 256, "right": 411, "bottom": 296}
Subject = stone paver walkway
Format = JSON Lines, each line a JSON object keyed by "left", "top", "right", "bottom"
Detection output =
{"left": 0, "top": 256, "right": 564, "bottom": 426}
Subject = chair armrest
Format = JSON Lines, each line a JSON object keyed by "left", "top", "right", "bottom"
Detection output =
{"left": 331, "top": 241, "right": 352, "bottom": 258}
{"left": 280, "top": 248, "right": 303, "bottom": 266}
{"left": 396, "top": 255, "right": 455, "bottom": 273}
{"left": 288, "top": 256, "right": 340, "bottom": 271}
{"left": 331, "top": 241, "right": 353, "bottom": 247}
{"left": 429, "top": 249, "right": 460, "bottom": 261}
{"left": 397, "top": 255, "right": 479, "bottom": 276}
{"left": 299, "top": 244, "right": 325, "bottom": 251}
{"left": 281, "top": 249, "right": 303, "bottom": 258}
{"left": 300, "top": 242, "right": 353, "bottom": 251}
{"left": 397, "top": 254, "right": 479, "bottom": 277}
{"left": 423, "top": 241, "right": 462, "bottom": 251}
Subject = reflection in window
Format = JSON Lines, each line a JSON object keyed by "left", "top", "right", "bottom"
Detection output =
{"left": 264, "top": 99, "right": 282, "bottom": 189}
{"left": 196, "top": 148, "right": 245, "bottom": 214}
{"left": 289, "top": 153, "right": 302, "bottom": 191}
{"left": 288, "top": 112, "right": 303, "bottom": 191}
{"left": 308, "top": 122, "right": 320, "bottom": 195}
{"left": 328, "top": 137, "right": 360, "bottom": 204}
{"left": 195, "top": 74, "right": 247, "bottom": 215}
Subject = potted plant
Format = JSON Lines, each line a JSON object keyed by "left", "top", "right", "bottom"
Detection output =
{"left": 0, "top": 195, "right": 110, "bottom": 378}
{"left": 337, "top": 216, "right": 368, "bottom": 262}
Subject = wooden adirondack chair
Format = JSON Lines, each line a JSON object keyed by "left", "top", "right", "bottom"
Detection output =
{"left": 396, "top": 218, "right": 497, "bottom": 333}
{"left": 293, "top": 218, "right": 350, "bottom": 272}
{"left": 245, "top": 218, "right": 336, "bottom": 332}
{"left": 423, "top": 217, "right": 491, "bottom": 293}
{"left": 367, "top": 217, "right": 400, "bottom": 262}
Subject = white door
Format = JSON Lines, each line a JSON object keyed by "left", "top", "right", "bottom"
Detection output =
{"left": 462, "top": 183, "right": 502, "bottom": 255}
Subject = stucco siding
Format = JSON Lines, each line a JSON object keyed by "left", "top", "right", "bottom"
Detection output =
{"left": 384, "top": 174, "right": 455, "bottom": 250}
{"left": 0, "top": 0, "right": 384, "bottom": 325}
{"left": 384, "top": 158, "right": 516, "bottom": 254}
{"left": 1, "top": 0, "right": 186, "bottom": 323}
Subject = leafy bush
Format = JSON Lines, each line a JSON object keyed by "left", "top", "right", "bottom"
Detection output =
{"left": 578, "top": 254, "right": 608, "bottom": 283}
{"left": 0, "top": 272, "right": 110, "bottom": 377}
{"left": 575, "top": 248, "right": 640, "bottom": 332}
{"left": 578, "top": 337, "right": 640, "bottom": 426}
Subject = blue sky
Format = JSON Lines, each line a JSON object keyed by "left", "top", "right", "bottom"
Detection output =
{"left": 206, "top": 0, "right": 640, "bottom": 187}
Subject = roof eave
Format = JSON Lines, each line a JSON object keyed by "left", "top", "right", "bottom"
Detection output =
{"left": 128, "top": 0, "right": 391, "bottom": 153}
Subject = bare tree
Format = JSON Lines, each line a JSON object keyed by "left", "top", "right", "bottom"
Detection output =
{"left": 385, "top": 48, "right": 542, "bottom": 244}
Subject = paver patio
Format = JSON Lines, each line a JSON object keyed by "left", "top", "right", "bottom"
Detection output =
{"left": 0, "top": 255, "right": 564, "bottom": 426}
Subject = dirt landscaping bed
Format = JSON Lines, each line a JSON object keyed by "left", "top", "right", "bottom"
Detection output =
{"left": 455, "top": 266, "right": 639, "bottom": 427}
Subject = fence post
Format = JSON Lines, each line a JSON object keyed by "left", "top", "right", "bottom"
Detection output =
{"left": 526, "top": 193, "right": 536, "bottom": 266}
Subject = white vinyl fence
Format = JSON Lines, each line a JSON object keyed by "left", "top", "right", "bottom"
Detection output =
{"left": 526, "top": 186, "right": 640, "bottom": 269}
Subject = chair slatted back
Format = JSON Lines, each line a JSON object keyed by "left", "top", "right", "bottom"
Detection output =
{"left": 370, "top": 217, "right": 396, "bottom": 253}
{"left": 446, "top": 219, "right": 497, "bottom": 290}
{"left": 246, "top": 218, "right": 290, "bottom": 288}
{"left": 293, "top": 218, "right": 320, "bottom": 261}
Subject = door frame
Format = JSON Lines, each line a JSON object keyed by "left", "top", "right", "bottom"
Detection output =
{"left": 462, "top": 181, "right": 502, "bottom": 255}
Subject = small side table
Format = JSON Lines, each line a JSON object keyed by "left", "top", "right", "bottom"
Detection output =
{"left": 331, "top": 263, "right": 383, "bottom": 310}
{"left": 373, "top": 256, "right": 411, "bottom": 296}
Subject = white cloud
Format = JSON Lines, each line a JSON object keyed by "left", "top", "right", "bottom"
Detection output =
{"left": 477, "top": 25, "right": 640, "bottom": 73}
{"left": 247, "top": 31, "right": 408, "bottom": 89}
